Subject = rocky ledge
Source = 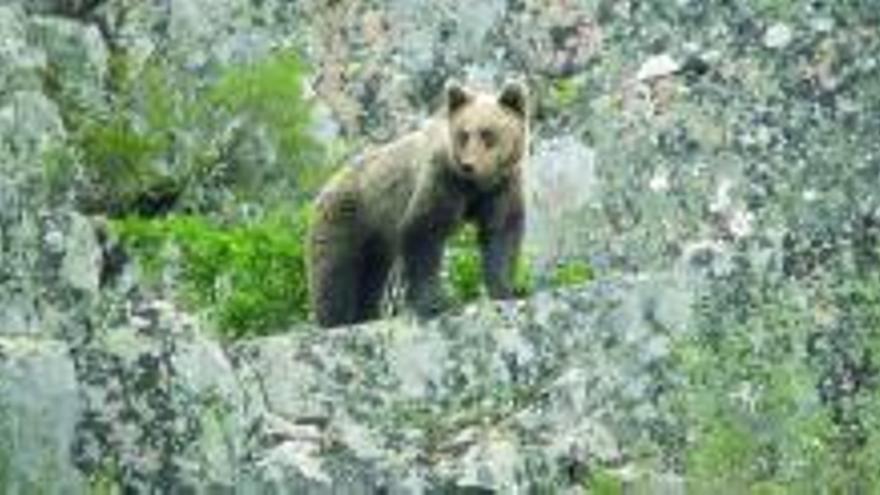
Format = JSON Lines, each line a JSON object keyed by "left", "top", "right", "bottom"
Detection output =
{"left": 1, "top": 209, "right": 686, "bottom": 492}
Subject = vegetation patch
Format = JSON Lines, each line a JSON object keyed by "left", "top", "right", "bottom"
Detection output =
{"left": 446, "top": 225, "right": 593, "bottom": 304}
{"left": 669, "top": 266, "right": 880, "bottom": 492}
{"left": 49, "top": 48, "right": 322, "bottom": 216}
{"left": 112, "top": 210, "right": 311, "bottom": 339}
{"left": 54, "top": 48, "right": 332, "bottom": 339}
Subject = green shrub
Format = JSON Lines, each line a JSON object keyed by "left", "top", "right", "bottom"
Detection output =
{"left": 73, "top": 111, "right": 172, "bottom": 214}
{"left": 53, "top": 53, "right": 181, "bottom": 214}
{"left": 675, "top": 281, "right": 830, "bottom": 492}
{"left": 112, "top": 209, "right": 311, "bottom": 339}
{"left": 548, "top": 259, "right": 593, "bottom": 288}
{"left": 57, "top": 48, "right": 322, "bottom": 216}
{"left": 671, "top": 265, "right": 880, "bottom": 492}
{"left": 548, "top": 75, "right": 586, "bottom": 109}
{"left": 446, "top": 226, "right": 484, "bottom": 304}
{"left": 206, "top": 51, "right": 316, "bottom": 167}
{"left": 88, "top": 463, "right": 122, "bottom": 495}
{"left": 445, "top": 226, "right": 589, "bottom": 304}
{"left": 445, "top": 225, "right": 536, "bottom": 304}
{"left": 584, "top": 468, "right": 624, "bottom": 495}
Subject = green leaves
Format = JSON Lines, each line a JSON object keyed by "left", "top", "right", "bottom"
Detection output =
{"left": 206, "top": 50, "right": 326, "bottom": 194}
{"left": 112, "top": 210, "right": 311, "bottom": 339}
{"left": 59, "top": 48, "right": 321, "bottom": 216}
{"left": 548, "top": 259, "right": 593, "bottom": 288}
{"left": 446, "top": 226, "right": 484, "bottom": 304}
{"left": 445, "top": 226, "right": 590, "bottom": 304}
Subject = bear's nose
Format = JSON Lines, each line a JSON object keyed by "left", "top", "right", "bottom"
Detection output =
{"left": 461, "top": 163, "right": 475, "bottom": 175}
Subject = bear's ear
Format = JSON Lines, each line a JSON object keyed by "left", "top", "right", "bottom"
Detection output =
{"left": 498, "top": 80, "right": 528, "bottom": 118}
{"left": 446, "top": 80, "right": 472, "bottom": 114}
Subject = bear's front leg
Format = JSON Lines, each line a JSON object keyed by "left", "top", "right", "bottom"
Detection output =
{"left": 401, "top": 222, "right": 453, "bottom": 318}
{"left": 477, "top": 191, "right": 525, "bottom": 299}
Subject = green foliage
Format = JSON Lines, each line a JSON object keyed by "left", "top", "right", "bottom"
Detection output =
{"left": 207, "top": 51, "right": 314, "bottom": 161}
{"left": 672, "top": 263, "right": 880, "bottom": 492}
{"left": 445, "top": 226, "right": 536, "bottom": 304}
{"left": 549, "top": 259, "right": 593, "bottom": 288}
{"left": 112, "top": 209, "right": 312, "bottom": 339}
{"left": 112, "top": 213, "right": 592, "bottom": 336}
{"left": 446, "top": 226, "right": 484, "bottom": 303}
{"left": 56, "top": 48, "right": 321, "bottom": 216}
{"left": 549, "top": 75, "right": 585, "bottom": 109}
{"left": 88, "top": 464, "right": 121, "bottom": 495}
{"left": 74, "top": 111, "right": 171, "bottom": 213}
{"left": 676, "top": 283, "right": 827, "bottom": 492}
{"left": 55, "top": 53, "right": 182, "bottom": 214}
{"left": 57, "top": 48, "right": 329, "bottom": 338}
{"left": 584, "top": 468, "right": 624, "bottom": 495}
{"left": 203, "top": 49, "right": 329, "bottom": 202}
{"left": 445, "top": 226, "right": 592, "bottom": 304}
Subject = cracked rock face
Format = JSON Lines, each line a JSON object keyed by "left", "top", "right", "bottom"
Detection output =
{"left": 70, "top": 298, "right": 254, "bottom": 492}
{"left": 1, "top": 0, "right": 879, "bottom": 492}
{"left": 229, "top": 276, "right": 683, "bottom": 492}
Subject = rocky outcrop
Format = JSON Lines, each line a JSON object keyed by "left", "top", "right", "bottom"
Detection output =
{"left": 2, "top": 264, "right": 687, "bottom": 492}
{"left": 232, "top": 274, "right": 687, "bottom": 492}
{"left": 0, "top": 338, "right": 83, "bottom": 492}
{"left": 2, "top": 0, "right": 880, "bottom": 492}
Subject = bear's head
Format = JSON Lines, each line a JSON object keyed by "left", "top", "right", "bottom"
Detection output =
{"left": 446, "top": 79, "right": 528, "bottom": 190}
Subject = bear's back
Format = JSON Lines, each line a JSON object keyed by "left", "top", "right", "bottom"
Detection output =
{"left": 354, "top": 120, "right": 449, "bottom": 237}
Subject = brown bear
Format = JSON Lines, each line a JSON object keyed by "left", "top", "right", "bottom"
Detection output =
{"left": 307, "top": 79, "right": 529, "bottom": 328}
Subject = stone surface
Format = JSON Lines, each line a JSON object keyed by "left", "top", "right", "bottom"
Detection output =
{"left": 230, "top": 276, "right": 683, "bottom": 491}
{"left": 0, "top": 337, "right": 84, "bottom": 492}
{"left": 28, "top": 15, "right": 108, "bottom": 112}
{"left": 69, "top": 298, "right": 255, "bottom": 492}
{"left": 0, "top": 90, "right": 65, "bottom": 168}
{"left": 0, "top": 206, "right": 100, "bottom": 338}
{"left": 1, "top": 0, "right": 880, "bottom": 492}
{"left": 0, "top": 270, "right": 688, "bottom": 492}
{"left": 0, "top": 5, "right": 45, "bottom": 94}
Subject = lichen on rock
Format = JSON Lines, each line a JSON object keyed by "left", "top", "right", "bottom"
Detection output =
{"left": 1, "top": 0, "right": 880, "bottom": 492}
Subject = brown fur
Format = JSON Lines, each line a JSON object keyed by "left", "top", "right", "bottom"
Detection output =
{"left": 307, "top": 80, "right": 529, "bottom": 327}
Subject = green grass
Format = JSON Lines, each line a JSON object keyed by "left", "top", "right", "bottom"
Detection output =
{"left": 112, "top": 209, "right": 311, "bottom": 339}
{"left": 548, "top": 259, "right": 593, "bottom": 288}
{"left": 584, "top": 468, "right": 624, "bottom": 495}
{"left": 445, "top": 225, "right": 592, "bottom": 304}
{"left": 446, "top": 226, "right": 485, "bottom": 303}
{"left": 445, "top": 226, "right": 533, "bottom": 304}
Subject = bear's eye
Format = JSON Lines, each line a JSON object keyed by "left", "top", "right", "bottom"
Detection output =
{"left": 456, "top": 130, "right": 469, "bottom": 147}
{"left": 480, "top": 128, "right": 497, "bottom": 148}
